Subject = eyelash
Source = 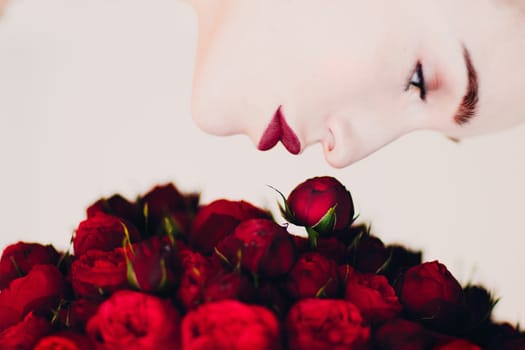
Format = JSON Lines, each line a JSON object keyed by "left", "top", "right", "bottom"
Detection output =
{"left": 407, "top": 62, "right": 426, "bottom": 101}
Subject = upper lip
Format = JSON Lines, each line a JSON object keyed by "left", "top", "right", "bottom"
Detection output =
{"left": 257, "top": 106, "right": 301, "bottom": 155}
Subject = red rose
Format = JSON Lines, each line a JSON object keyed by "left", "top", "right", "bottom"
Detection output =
{"left": 292, "top": 235, "right": 347, "bottom": 265}
{"left": 86, "top": 290, "right": 181, "bottom": 350}
{"left": 189, "top": 199, "right": 270, "bottom": 254}
{"left": 286, "top": 252, "right": 339, "bottom": 299}
{"left": 461, "top": 285, "right": 497, "bottom": 331}
{"left": 140, "top": 183, "right": 195, "bottom": 236}
{"left": 58, "top": 299, "right": 101, "bottom": 331}
{"left": 381, "top": 244, "right": 422, "bottom": 283}
{"left": 35, "top": 331, "right": 94, "bottom": 350}
{"left": 176, "top": 249, "right": 214, "bottom": 311}
{"left": 202, "top": 271, "right": 256, "bottom": 304}
{"left": 125, "top": 236, "right": 180, "bottom": 293}
{"left": 255, "top": 281, "right": 291, "bottom": 316}
{"left": 0, "top": 264, "right": 66, "bottom": 332}
{"left": 397, "top": 261, "right": 463, "bottom": 331}
{"left": 87, "top": 194, "right": 143, "bottom": 229}
{"left": 0, "top": 242, "right": 60, "bottom": 290}
{"left": 344, "top": 267, "right": 401, "bottom": 324}
{"left": 182, "top": 300, "right": 280, "bottom": 350}
{"left": 434, "top": 339, "right": 482, "bottom": 350}
{"left": 285, "top": 298, "right": 370, "bottom": 350}
{"left": 70, "top": 248, "right": 128, "bottom": 299}
{"left": 0, "top": 312, "right": 51, "bottom": 350}
{"left": 374, "top": 318, "right": 436, "bottom": 350}
{"left": 215, "top": 218, "right": 296, "bottom": 278}
{"left": 347, "top": 233, "right": 389, "bottom": 273}
{"left": 73, "top": 213, "right": 141, "bottom": 257}
{"left": 287, "top": 176, "right": 354, "bottom": 231}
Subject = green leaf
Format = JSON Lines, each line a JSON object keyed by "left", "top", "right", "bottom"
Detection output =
{"left": 267, "top": 185, "right": 295, "bottom": 223}
{"left": 312, "top": 204, "right": 337, "bottom": 234}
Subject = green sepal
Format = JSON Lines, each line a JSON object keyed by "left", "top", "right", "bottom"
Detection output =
{"left": 312, "top": 204, "right": 337, "bottom": 234}
{"left": 163, "top": 216, "right": 182, "bottom": 247}
{"left": 306, "top": 226, "right": 320, "bottom": 249}
{"left": 267, "top": 185, "right": 295, "bottom": 223}
{"left": 125, "top": 252, "right": 140, "bottom": 290}
{"left": 315, "top": 277, "right": 334, "bottom": 298}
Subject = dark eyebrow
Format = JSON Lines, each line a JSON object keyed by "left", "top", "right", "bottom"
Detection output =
{"left": 454, "top": 46, "right": 479, "bottom": 125}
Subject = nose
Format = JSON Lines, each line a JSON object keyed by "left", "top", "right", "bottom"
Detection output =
{"left": 322, "top": 118, "right": 358, "bottom": 168}
{"left": 322, "top": 116, "right": 406, "bottom": 168}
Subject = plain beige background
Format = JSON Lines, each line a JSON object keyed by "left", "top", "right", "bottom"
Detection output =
{"left": 0, "top": 0, "right": 524, "bottom": 324}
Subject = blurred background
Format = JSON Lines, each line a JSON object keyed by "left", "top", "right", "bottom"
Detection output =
{"left": 0, "top": 0, "right": 524, "bottom": 324}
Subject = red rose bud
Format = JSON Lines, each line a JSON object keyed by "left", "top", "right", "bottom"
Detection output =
{"left": 87, "top": 194, "right": 143, "bottom": 229}
{"left": 285, "top": 298, "right": 371, "bottom": 350}
{"left": 176, "top": 249, "right": 214, "bottom": 311}
{"left": 0, "top": 264, "right": 66, "bottom": 333}
{"left": 182, "top": 300, "right": 281, "bottom": 350}
{"left": 86, "top": 290, "right": 181, "bottom": 350}
{"left": 347, "top": 233, "right": 390, "bottom": 274}
{"left": 434, "top": 339, "right": 482, "bottom": 350}
{"left": 35, "top": 331, "right": 94, "bottom": 350}
{"left": 140, "top": 183, "right": 194, "bottom": 236}
{"left": 374, "top": 318, "right": 436, "bottom": 350}
{"left": 0, "top": 242, "right": 60, "bottom": 290}
{"left": 255, "top": 281, "right": 291, "bottom": 316}
{"left": 461, "top": 285, "right": 498, "bottom": 332}
{"left": 203, "top": 271, "right": 256, "bottom": 304}
{"left": 0, "top": 313, "right": 51, "bottom": 350}
{"left": 190, "top": 199, "right": 270, "bottom": 254}
{"left": 382, "top": 244, "right": 422, "bottom": 283}
{"left": 73, "top": 213, "right": 141, "bottom": 257}
{"left": 70, "top": 248, "right": 128, "bottom": 299}
{"left": 286, "top": 252, "right": 340, "bottom": 299}
{"left": 215, "top": 218, "right": 296, "bottom": 278}
{"left": 58, "top": 299, "right": 101, "bottom": 332}
{"left": 293, "top": 235, "right": 347, "bottom": 265}
{"left": 125, "top": 236, "right": 180, "bottom": 293}
{"left": 344, "top": 268, "right": 402, "bottom": 324}
{"left": 286, "top": 177, "right": 354, "bottom": 240}
{"left": 397, "top": 261, "right": 463, "bottom": 331}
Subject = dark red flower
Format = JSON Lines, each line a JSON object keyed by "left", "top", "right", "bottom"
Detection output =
{"left": 189, "top": 199, "right": 270, "bottom": 254}
{"left": 176, "top": 249, "right": 214, "bottom": 311}
{"left": 125, "top": 236, "right": 180, "bottom": 293}
{"left": 58, "top": 299, "right": 101, "bottom": 332}
{"left": 86, "top": 194, "right": 143, "bottom": 230}
{"left": 286, "top": 252, "right": 339, "bottom": 299}
{"left": 73, "top": 213, "right": 141, "bottom": 257}
{"left": 215, "top": 218, "right": 296, "bottom": 278}
{"left": 0, "top": 242, "right": 60, "bottom": 290}
{"left": 35, "top": 331, "right": 94, "bottom": 350}
{"left": 0, "top": 313, "right": 51, "bottom": 350}
{"left": 182, "top": 300, "right": 281, "bottom": 350}
{"left": 0, "top": 264, "right": 66, "bottom": 333}
{"left": 397, "top": 261, "right": 463, "bottom": 331}
{"left": 70, "top": 248, "right": 128, "bottom": 299}
{"left": 347, "top": 233, "right": 389, "bottom": 273}
{"left": 374, "top": 318, "right": 436, "bottom": 350}
{"left": 140, "top": 183, "right": 195, "bottom": 236}
{"left": 344, "top": 267, "right": 402, "bottom": 324}
{"left": 292, "top": 235, "right": 347, "bottom": 265}
{"left": 287, "top": 176, "right": 354, "bottom": 231}
{"left": 202, "top": 271, "right": 256, "bottom": 304}
{"left": 86, "top": 290, "right": 180, "bottom": 350}
{"left": 434, "top": 339, "right": 482, "bottom": 350}
{"left": 285, "top": 298, "right": 370, "bottom": 350}
{"left": 382, "top": 244, "right": 422, "bottom": 283}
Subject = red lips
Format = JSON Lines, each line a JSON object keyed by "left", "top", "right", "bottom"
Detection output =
{"left": 258, "top": 106, "right": 301, "bottom": 155}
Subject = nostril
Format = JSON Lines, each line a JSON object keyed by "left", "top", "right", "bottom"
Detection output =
{"left": 323, "top": 129, "right": 335, "bottom": 152}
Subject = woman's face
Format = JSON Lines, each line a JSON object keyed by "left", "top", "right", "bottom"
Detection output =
{"left": 187, "top": 0, "right": 525, "bottom": 167}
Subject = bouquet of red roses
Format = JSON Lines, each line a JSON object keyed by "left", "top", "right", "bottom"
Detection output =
{"left": 0, "top": 176, "right": 523, "bottom": 349}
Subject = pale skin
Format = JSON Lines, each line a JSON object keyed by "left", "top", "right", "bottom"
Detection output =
{"left": 184, "top": 0, "right": 525, "bottom": 168}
